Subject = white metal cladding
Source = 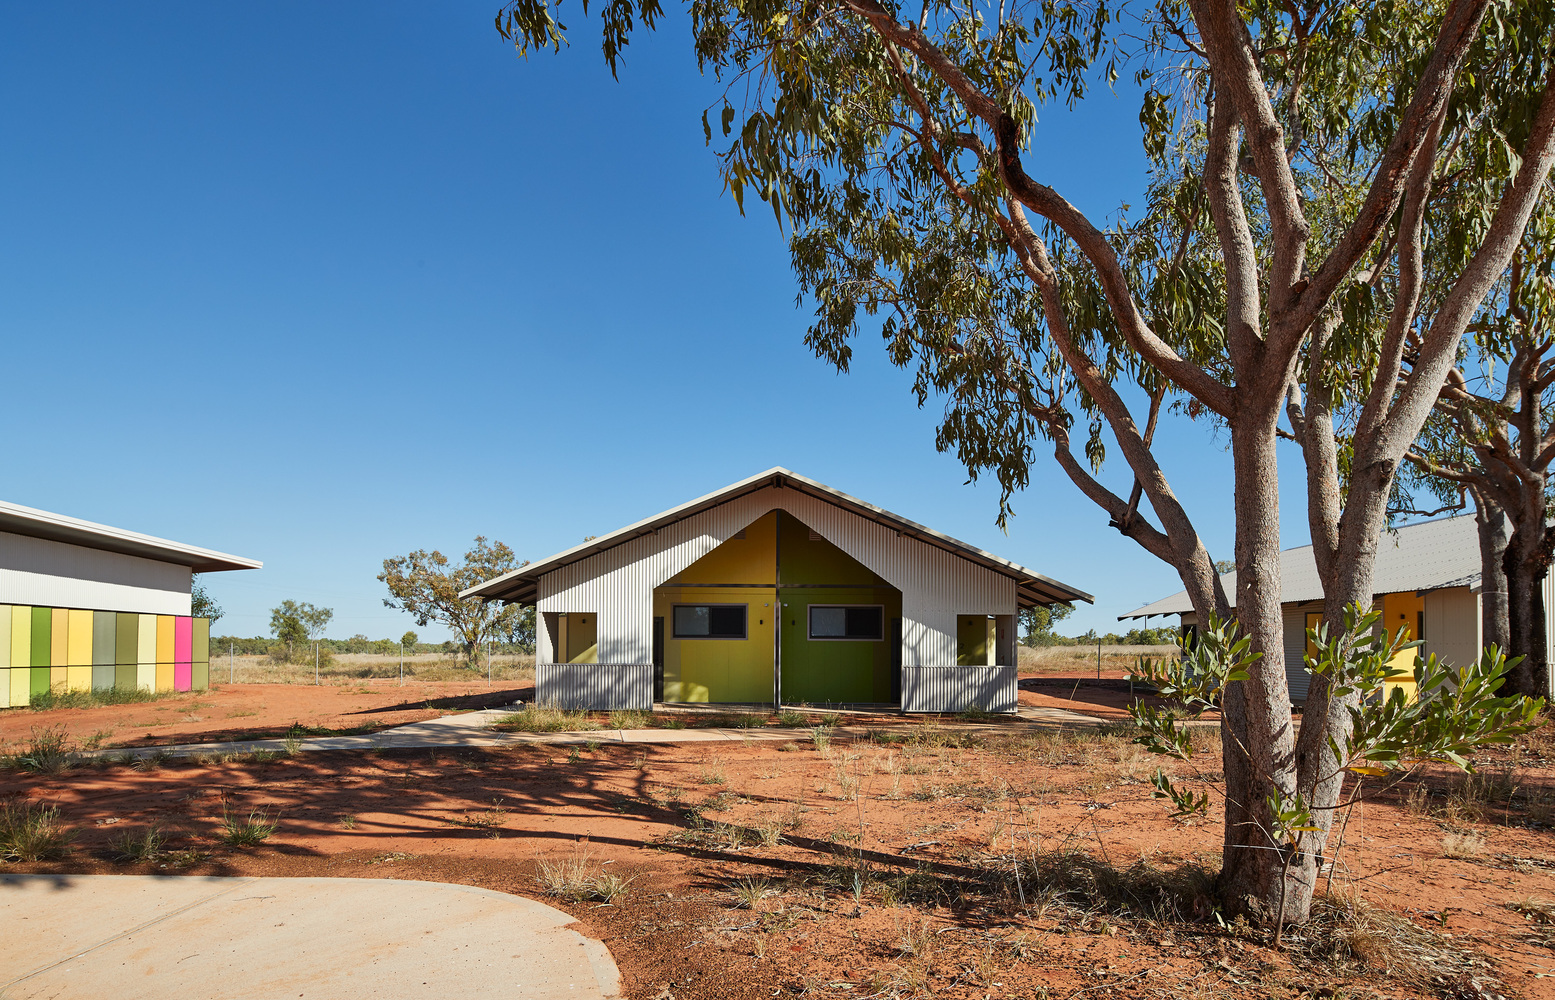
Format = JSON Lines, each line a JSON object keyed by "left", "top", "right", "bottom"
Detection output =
{"left": 1282, "top": 605, "right": 1312, "bottom": 703}
{"left": 1423, "top": 586, "right": 1480, "bottom": 669}
{"left": 535, "top": 664, "right": 654, "bottom": 710}
{"left": 901, "top": 666, "right": 1018, "bottom": 713}
{"left": 0, "top": 532, "right": 193, "bottom": 616}
{"left": 535, "top": 485, "right": 1018, "bottom": 669}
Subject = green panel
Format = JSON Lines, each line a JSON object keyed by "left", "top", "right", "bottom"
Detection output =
{"left": 193, "top": 661, "right": 209, "bottom": 691}
{"left": 0, "top": 606, "right": 9, "bottom": 668}
{"left": 92, "top": 611, "right": 116, "bottom": 666}
{"left": 91, "top": 664, "right": 114, "bottom": 691}
{"left": 115, "top": 613, "right": 139, "bottom": 665}
{"left": 29, "top": 607, "right": 51, "bottom": 667}
{"left": 780, "top": 586, "right": 900, "bottom": 703}
{"left": 193, "top": 618, "right": 209, "bottom": 663}
{"left": 114, "top": 663, "right": 137, "bottom": 691}
{"left": 777, "top": 511, "right": 889, "bottom": 585}
{"left": 29, "top": 666, "right": 49, "bottom": 697}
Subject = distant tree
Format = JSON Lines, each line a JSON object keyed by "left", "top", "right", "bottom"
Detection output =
{"left": 270, "top": 600, "right": 333, "bottom": 646}
{"left": 400, "top": 630, "right": 419, "bottom": 651}
{"left": 345, "top": 634, "right": 371, "bottom": 654}
{"left": 190, "top": 575, "right": 223, "bottom": 625}
{"left": 1212, "top": 560, "right": 1235, "bottom": 575}
{"left": 379, "top": 537, "right": 528, "bottom": 665}
{"left": 1019, "top": 603, "right": 1073, "bottom": 647}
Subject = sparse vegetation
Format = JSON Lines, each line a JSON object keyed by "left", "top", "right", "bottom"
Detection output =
{"left": 491, "top": 706, "right": 601, "bottom": 734}
{"left": 219, "top": 805, "right": 277, "bottom": 847}
{"left": 0, "top": 800, "right": 75, "bottom": 861}
{"left": 109, "top": 824, "right": 165, "bottom": 863}
{"left": 4, "top": 726, "right": 76, "bottom": 774}
{"left": 536, "top": 853, "right": 636, "bottom": 903}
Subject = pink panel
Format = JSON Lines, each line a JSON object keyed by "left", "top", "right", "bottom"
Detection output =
{"left": 174, "top": 662, "right": 192, "bottom": 692}
{"left": 175, "top": 617, "right": 193, "bottom": 663}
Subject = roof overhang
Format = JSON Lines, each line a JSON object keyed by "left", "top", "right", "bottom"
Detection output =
{"left": 462, "top": 468, "right": 1092, "bottom": 609}
{"left": 0, "top": 500, "right": 263, "bottom": 574}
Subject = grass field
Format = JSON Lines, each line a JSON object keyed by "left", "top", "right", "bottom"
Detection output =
{"left": 208, "top": 652, "right": 536, "bottom": 686}
{"left": 1018, "top": 643, "right": 1178, "bottom": 677}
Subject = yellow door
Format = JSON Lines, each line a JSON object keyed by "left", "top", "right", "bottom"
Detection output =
{"left": 565, "top": 614, "right": 598, "bottom": 664}
{"left": 1378, "top": 592, "right": 1423, "bottom": 702}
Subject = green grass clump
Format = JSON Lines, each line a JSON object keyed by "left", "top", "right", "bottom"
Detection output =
{"left": 22, "top": 687, "right": 168, "bottom": 711}
{"left": 0, "top": 800, "right": 76, "bottom": 861}
{"left": 491, "top": 706, "right": 601, "bottom": 734}
{"left": 3, "top": 726, "right": 76, "bottom": 774}
{"left": 110, "top": 824, "right": 165, "bottom": 863}
{"left": 219, "top": 806, "right": 277, "bottom": 847}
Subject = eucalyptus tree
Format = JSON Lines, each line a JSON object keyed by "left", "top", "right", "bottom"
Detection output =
{"left": 379, "top": 538, "right": 529, "bottom": 665}
{"left": 1403, "top": 229, "right": 1555, "bottom": 699}
{"left": 497, "top": 0, "right": 1555, "bottom": 923}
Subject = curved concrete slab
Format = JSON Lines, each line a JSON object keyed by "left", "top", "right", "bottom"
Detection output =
{"left": 0, "top": 875, "right": 620, "bottom": 1000}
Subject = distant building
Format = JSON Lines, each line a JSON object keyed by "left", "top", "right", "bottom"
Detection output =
{"left": 1118, "top": 514, "right": 1552, "bottom": 701}
{"left": 463, "top": 468, "right": 1090, "bottom": 713}
{"left": 0, "top": 501, "right": 260, "bottom": 706}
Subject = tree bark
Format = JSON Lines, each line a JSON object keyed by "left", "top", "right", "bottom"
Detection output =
{"left": 1504, "top": 505, "right": 1552, "bottom": 698}
{"left": 1476, "top": 493, "right": 1512, "bottom": 653}
{"left": 1217, "top": 404, "right": 1308, "bottom": 922}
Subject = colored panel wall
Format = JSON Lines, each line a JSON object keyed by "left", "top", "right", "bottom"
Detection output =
{"left": 10, "top": 607, "right": 29, "bottom": 670}
{"left": 92, "top": 611, "right": 116, "bottom": 665}
{"left": 175, "top": 616, "right": 192, "bottom": 663}
{"left": 193, "top": 660, "right": 209, "bottom": 692}
{"left": 51, "top": 608, "right": 69, "bottom": 665}
{"left": 0, "top": 606, "right": 9, "bottom": 669}
{"left": 654, "top": 586, "right": 776, "bottom": 702}
{"left": 155, "top": 615, "right": 175, "bottom": 665}
{"left": 115, "top": 663, "right": 136, "bottom": 690}
{"left": 9, "top": 667, "right": 27, "bottom": 707}
{"left": 115, "top": 613, "right": 139, "bottom": 665}
{"left": 137, "top": 614, "right": 156, "bottom": 692}
{"left": 193, "top": 618, "right": 209, "bottom": 664}
{"left": 30, "top": 666, "right": 49, "bottom": 698}
{"left": 66, "top": 609, "right": 92, "bottom": 666}
{"left": 780, "top": 587, "right": 900, "bottom": 703}
{"left": 777, "top": 511, "right": 889, "bottom": 586}
{"left": 30, "top": 607, "right": 51, "bottom": 667}
{"left": 174, "top": 662, "right": 192, "bottom": 692}
{"left": 665, "top": 511, "right": 778, "bottom": 585}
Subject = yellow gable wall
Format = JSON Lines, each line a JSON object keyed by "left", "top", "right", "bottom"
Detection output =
{"left": 655, "top": 586, "right": 776, "bottom": 702}
{"left": 665, "top": 510, "right": 779, "bottom": 585}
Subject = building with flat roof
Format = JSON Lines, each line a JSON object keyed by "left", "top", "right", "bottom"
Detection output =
{"left": 0, "top": 501, "right": 260, "bottom": 707}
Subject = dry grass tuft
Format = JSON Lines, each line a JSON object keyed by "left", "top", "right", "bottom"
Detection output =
{"left": 0, "top": 800, "right": 75, "bottom": 861}
{"left": 536, "top": 853, "right": 636, "bottom": 903}
{"left": 492, "top": 706, "right": 601, "bottom": 734}
{"left": 1441, "top": 831, "right": 1488, "bottom": 859}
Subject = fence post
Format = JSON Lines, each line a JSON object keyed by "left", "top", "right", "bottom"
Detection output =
{"left": 230, "top": 641, "right": 234, "bottom": 684}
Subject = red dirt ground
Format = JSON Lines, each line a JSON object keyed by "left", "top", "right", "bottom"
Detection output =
{"left": 4, "top": 717, "right": 1553, "bottom": 999}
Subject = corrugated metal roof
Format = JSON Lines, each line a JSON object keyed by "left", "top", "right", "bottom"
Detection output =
{"left": 1118, "top": 514, "right": 1480, "bottom": 620}
{"left": 462, "top": 467, "right": 1093, "bottom": 608}
{"left": 0, "top": 500, "right": 262, "bottom": 574}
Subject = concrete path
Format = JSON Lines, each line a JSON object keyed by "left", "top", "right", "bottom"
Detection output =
{"left": 0, "top": 874, "right": 621, "bottom": 1000}
{"left": 93, "top": 702, "right": 1113, "bottom": 760}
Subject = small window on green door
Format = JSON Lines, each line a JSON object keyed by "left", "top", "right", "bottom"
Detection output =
{"left": 808, "top": 605, "right": 883, "bottom": 640}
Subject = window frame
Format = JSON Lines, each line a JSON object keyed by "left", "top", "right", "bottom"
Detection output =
{"left": 807, "top": 604, "right": 886, "bottom": 642}
{"left": 671, "top": 603, "right": 749, "bottom": 640}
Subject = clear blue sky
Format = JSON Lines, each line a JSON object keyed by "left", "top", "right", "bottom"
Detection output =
{"left": 0, "top": 2, "right": 1317, "bottom": 641}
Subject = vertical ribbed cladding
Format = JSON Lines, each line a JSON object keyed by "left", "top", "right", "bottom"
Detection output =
{"left": 1282, "top": 605, "right": 1310, "bottom": 703}
{"left": 901, "top": 666, "right": 1018, "bottom": 713}
{"left": 535, "top": 664, "right": 653, "bottom": 710}
{"left": 535, "top": 484, "right": 1029, "bottom": 689}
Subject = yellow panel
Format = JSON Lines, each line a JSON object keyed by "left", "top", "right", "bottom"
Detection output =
{"left": 957, "top": 615, "right": 993, "bottom": 666}
{"left": 155, "top": 662, "right": 175, "bottom": 693}
{"left": 9, "top": 667, "right": 27, "bottom": 707}
{"left": 135, "top": 663, "right": 155, "bottom": 693}
{"left": 565, "top": 613, "right": 598, "bottom": 664}
{"left": 137, "top": 614, "right": 157, "bottom": 668}
{"left": 67, "top": 609, "right": 93, "bottom": 666}
{"left": 66, "top": 665, "right": 91, "bottom": 693}
{"left": 665, "top": 511, "right": 778, "bottom": 586}
{"left": 50, "top": 666, "right": 66, "bottom": 692}
{"left": 0, "top": 606, "right": 10, "bottom": 669}
{"left": 1305, "top": 612, "right": 1323, "bottom": 664}
{"left": 156, "top": 615, "right": 176, "bottom": 664}
{"left": 10, "top": 607, "right": 29, "bottom": 667}
{"left": 51, "top": 608, "right": 68, "bottom": 665}
{"left": 1379, "top": 592, "right": 1424, "bottom": 702}
{"left": 0, "top": 668, "right": 9, "bottom": 709}
{"left": 655, "top": 586, "right": 776, "bottom": 702}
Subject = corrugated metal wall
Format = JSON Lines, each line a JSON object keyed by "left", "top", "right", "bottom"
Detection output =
{"left": 535, "top": 663, "right": 653, "bottom": 711}
{"left": 901, "top": 666, "right": 1018, "bottom": 713}
{"left": 536, "top": 485, "right": 1018, "bottom": 672}
{"left": 0, "top": 531, "right": 193, "bottom": 615}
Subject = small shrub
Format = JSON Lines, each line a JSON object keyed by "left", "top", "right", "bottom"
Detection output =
{"left": 0, "top": 800, "right": 76, "bottom": 861}
{"left": 110, "top": 824, "right": 165, "bottom": 863}
{"left": 810, "top": 727, "right": 832, "bottom": 753}
{"left": 728, "top": 876, "right": 773, "bottom": 909}
{"left": 283, "top": 724, "right": 306, "bottom": 754}
{"left": 219, "top": 806, "right": 277, "bottom": 847}
{"left": 777, "top": 710, "right": 810, "bottom": 727}
{"left": 493, "top": 707, "right": 601, "bottom": 734}
{"left": 337, "top": 814, "right": 358, "bottom": 830}
{"left": 1441, "top": 831, "right": 1487, "bottom": 859}
{"left": 536, "top": 854, "right": 636, "bottom": 903}
{"left": 608, "top": 710, "right": 650, "bottom": 730}
{"left": 5, "top": 726, "right": 75, "bottom": 774}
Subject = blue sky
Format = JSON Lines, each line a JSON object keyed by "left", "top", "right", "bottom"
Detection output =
{"left": 0, "top": 2, "right": 1317, "bottom": 640}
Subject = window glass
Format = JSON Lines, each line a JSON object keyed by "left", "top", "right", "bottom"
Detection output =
{"left": 809, "top": 605, "right": 883, "bottom": 640}
{"left": 673, "top": 605, "right": 746, "bottom": 639}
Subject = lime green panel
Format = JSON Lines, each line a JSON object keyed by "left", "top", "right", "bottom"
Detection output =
{"left": 564, "top": 614, "right": 598, "bottom": 664}
{"left": 193, "top": 618, "right": 210, "bottom": 663}
{"left": 666, "top": 511, "right": 779, "bottom": 585}
{"left": 655, "top": 586, "right": 776, "bottom": 702}
{"left": 114, "top": 664, "right": 137, "bottom": 691}
{"left": 780, "top": 587, "right": 900, "bottom": 703}
{"left": 29, "top": 666, "right": 49, "bottom": 697}
{"left": 956, "top": 615, "right": 994, "bottom": 666}
{"left": 193, "top": 661, "right": 209, "bottom": 691}
{"left": 115, "top": 613, "right": 139, "bottom": 665}
{"left": 30, "top": 607, "right": 51, "bottom": 667}
{"left": 777, "top": 511, "right": 888, "bottom": 586}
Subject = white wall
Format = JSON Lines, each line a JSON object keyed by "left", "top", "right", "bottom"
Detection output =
{"left": 1424, "top": 586, "right": 1480, "bottom": 668}
{"left": 0, "top": 531, "right": 193, "bottom": 615}
{"left": 536, "top": 485, "right": 1018, "bottom": 665}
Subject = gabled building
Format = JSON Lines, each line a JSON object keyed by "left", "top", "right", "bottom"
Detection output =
{"left": 463, "top": 468, "right": 1090, "bottom": 712}
{"left": 1118, "top": 514, "right": 1554, "bottom": 701}
{"left": 0, "top": 500, "right": 260, "bottom": 707}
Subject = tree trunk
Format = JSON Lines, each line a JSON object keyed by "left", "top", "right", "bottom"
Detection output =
{"left": 1217, "top": 407, "right": 1307, "bottom": 922}
{"left": 1504, "top": 510, "right": 1551, "bottom": 698}
{"left": 1475, "top": 495, "right": 1511, "bottom": 653}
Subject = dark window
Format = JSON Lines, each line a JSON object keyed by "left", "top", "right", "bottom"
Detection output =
{"left": 672, "top": 604, "right": 747, "bottom": 639}
{"left": 808, "top": 605, "right": 884, "bottom": 640}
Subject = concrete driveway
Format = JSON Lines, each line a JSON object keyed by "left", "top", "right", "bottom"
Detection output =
{"left": 0, "top": 875, "right": 621, "bottom": 1000}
